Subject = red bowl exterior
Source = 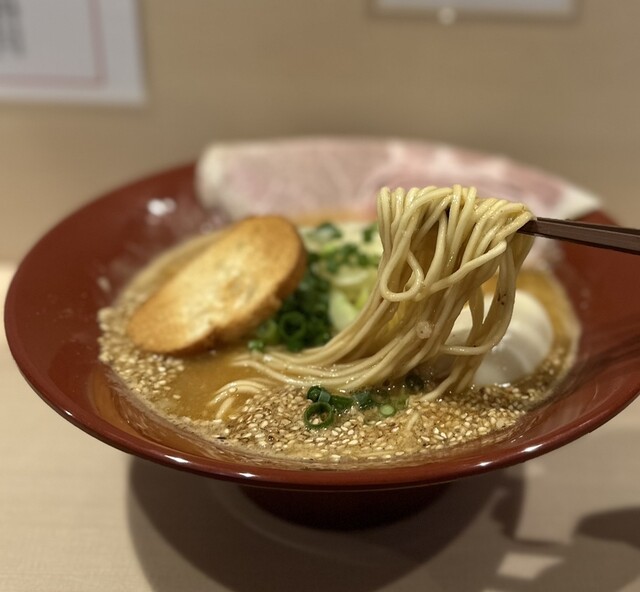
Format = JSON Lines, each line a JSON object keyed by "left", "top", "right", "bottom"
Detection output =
{"left": 5, "top": 164, "right": 640, "bottom": 491}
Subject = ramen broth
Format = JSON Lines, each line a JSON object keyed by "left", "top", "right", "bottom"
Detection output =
{"left": 98, "top": 220, "right": 579, "bottom": 465}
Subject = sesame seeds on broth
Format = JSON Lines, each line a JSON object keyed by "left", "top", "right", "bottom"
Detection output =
{"left": 98, "top": 228, "right": 579, "bottom": 469}
{"left": 210, "top": 352, "right": 568, "bottom": 467}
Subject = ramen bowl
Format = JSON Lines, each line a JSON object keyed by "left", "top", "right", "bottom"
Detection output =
{"left": 5, "top": 145, "right": 640, "bottom": 526}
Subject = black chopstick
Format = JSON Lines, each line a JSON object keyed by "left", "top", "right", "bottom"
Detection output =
{"left": 518, "top": 217, "right": 640, "bottom": 256}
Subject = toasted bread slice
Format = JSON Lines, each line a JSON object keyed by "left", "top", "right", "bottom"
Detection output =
{"left": 127, "top": 216, "right": 307, "bottom": 355}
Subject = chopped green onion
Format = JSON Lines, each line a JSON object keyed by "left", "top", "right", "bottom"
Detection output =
{"left": 286, "top": 339, "right": 304, "bottom": 352}
{"left": 306, "top": 385, "right": 327, "bottom": 402}
{"left": 309, "top": 222, "right": 343, "bottom": 242}
{"left": 303, "top": 386, "right": 354, "bottom": 429}
{"left": 379, "top": 404, "right": 396, "bottom": 417}
{"left": 255, "top": 318, "right": 279, "bottom": 345}
{"left": 319, "top": 242, "right": 379, "bottom": 275}
{"left": 247, "top": 339, "right": 265, "bottom": 352}
{"left": 278, "top": 311, "right": 307, "bottom": 345}
{"left": 357, "top": 252, "right": 370, "bottom": 267}
{"left": 304, "top": 402, "right": 335, "bottom": 429}
{"left": 329, "top": 394, "right": 353, "bottom": 413}
{"left": 362, "top": 222, "right": 378, "bottom": 243}
{"left": 353, "top": 389, "right": 375, "bottom": 410}
{"left": 318, "top": 390, "right": 331, "bottom": 404}
{"left": 307, "top": 316, "right": 332, "bottom": 346}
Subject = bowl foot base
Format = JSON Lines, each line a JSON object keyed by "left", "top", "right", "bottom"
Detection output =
{"left": 241, "top": 484, "right": 449, "bottom": 530}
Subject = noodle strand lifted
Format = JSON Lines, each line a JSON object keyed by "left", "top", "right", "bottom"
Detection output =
{"left": 223, "top": 185, "right": 534, "bottom": 402}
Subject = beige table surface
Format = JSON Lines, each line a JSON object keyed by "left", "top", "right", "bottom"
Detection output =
{"left": 2, "top": 261, "right": 640, "bottom": 592}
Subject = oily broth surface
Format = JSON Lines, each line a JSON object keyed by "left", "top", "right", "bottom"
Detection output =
{"left": 98, "top": 223, "right": 579, "bottom": 467}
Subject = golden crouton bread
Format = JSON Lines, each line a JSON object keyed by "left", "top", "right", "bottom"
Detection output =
{"left": 126, "top": 216, "right": 307, "bottom": 355}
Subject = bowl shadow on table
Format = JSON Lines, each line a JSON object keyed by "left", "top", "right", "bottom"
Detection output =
{"left": 126, "top": 457, "right": 526, "bottom": 592}
{"left": 127, "top": 430, "right": 640, "bottom": 592}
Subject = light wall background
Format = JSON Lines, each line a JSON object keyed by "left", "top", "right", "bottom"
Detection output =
{"left": 1, "top": 0, "right": 639, "bottom": 260}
